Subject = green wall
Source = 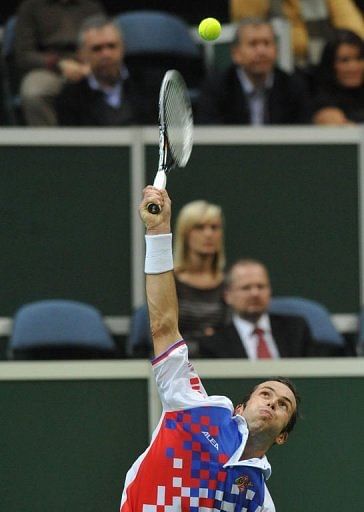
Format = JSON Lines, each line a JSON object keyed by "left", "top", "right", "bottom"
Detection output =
{"left": 0, "top": 379, "right": 148, "bottom": 512}
{"left": 0, "top": 374, "right": 362, "bottom": 512}
{"left": 0, "top": 146, "right": 131, "bottom": 316}
{"left": 0, "top": 139, "right": 359, "bottom": 317}
{"left": 147, "top": 143, "right": 359, "bottom": 312}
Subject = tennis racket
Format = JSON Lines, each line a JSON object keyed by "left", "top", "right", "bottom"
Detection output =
{"left": 147, "top": 69, "right": 194, "bottom": 214}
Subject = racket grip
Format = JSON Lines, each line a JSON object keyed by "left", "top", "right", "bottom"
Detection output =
{"left": 153, "top": 170, "right": 167, "bottom": 190}
{"left": 147, "top": 170, "right": 167, "bottom": 214}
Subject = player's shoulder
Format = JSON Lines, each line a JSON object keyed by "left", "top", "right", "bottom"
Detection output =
{"left": 151, "top": 339, "right": 186, "bottom": 367}
{"left": 152, "top": 340, "right": 234, "bottom": 412}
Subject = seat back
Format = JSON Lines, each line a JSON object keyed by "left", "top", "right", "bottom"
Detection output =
{"left": 127, "top": 304, "right": 152, "bottom": 358}
{"left": 114, "top": 10, "right": 205, "bottom": 107}
{"left": 115, "top": 10, "right": 200, "bottom": 58}
{"left": 9, "top": 299, "right": 117, "bottom": 359}
{"left": 269, "top": 296, "right": 345, "bottom": 346}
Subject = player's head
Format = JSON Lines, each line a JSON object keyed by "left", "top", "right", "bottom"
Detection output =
{"left": 231, "top": 18, "right": 277, "bottom": 81}
{"left": 224, "top": 259, "right": 271, "bottom": 322}
{"left": 78, "top": 15, "right": 124, "bottom": 85}
{"left": 235, "top": 377, "right": 300, "bottom": 446}
{"left": 174, "top": 200, "right": 225, "bottom": 273}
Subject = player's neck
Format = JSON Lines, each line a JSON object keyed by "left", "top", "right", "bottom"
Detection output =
{"left": 242, "top": 435, "right": 270, "bottom": 460}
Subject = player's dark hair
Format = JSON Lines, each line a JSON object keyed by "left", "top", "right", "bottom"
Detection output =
{"left": 241, "top": 377, "right": 300, "bottom": 434}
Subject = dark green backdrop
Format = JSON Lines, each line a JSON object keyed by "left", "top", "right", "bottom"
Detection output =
{"left": 0, "top": 141, "right": 359, "bottom": 317}
{"left": 0, "top": 379, "right": 148, "bottom": 512}
{"left": 0, "top": 146, "right": 130, "bottom": 316}
{"left": 147, "top": 143, "right": 359, "bottom": 312}
{"left": 0, "top": 375, "right": 362, "bottom": 512}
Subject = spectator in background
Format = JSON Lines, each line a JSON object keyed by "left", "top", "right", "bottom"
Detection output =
{"left": 298, "top": 1, "right": 363, "bottom": 66}
{"left": 129, "top": 200, "right": 227, "bottom": 358}
{"left": 326, "top": 0, "right": 364, "bottom": 40}
{"left": 229, "top": 1, "right": 363, "bottom": 67}
{"left": 312, "top": 29, "right": 364, "bottom": 125}
{"left": 14, "top": 0, "right": 104, "bottom": 126}
{"left": 56, "top": 15, "right": 155, "bottom": 125}
{"left": 230, "top": 0, "right": 309, "bottom": 62}
{"left": 173, "top": 200, "right": 227, "bottom": 355}
{"left": 199, "top": 259, "right": 315, "bottom": 359}
{"left": 196, "top": 18, "right": 311, "bottom": 125}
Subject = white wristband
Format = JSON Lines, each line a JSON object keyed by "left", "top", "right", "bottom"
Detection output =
{"left": 144, "top": 234, "right": 173, "bottom": 274}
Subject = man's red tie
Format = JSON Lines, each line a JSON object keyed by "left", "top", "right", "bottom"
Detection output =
{"left": 254, "top": 327, "right": 272, "bottom": 359}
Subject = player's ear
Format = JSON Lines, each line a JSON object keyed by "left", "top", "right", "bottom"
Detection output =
{"left": 275, "top": 431, "right": 288, "bottom": 445}
{"left": 234, "top": 403, "right": 244, "bottom": 415}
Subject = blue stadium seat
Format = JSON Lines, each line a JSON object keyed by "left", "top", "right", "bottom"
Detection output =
{"left": 269, "top": 296, "right": 345, "bottom": 347}
{"left": 113, "top": 10, "right": 205, "bottom": 106}
{"left": 114, "top": 10, "right": 200, "bottom": 58}
{"left": 127, "top": 304, "right": 151, "bottom": 358}
{"left": 9, "top": 299, "right": 117, "bottom": 359}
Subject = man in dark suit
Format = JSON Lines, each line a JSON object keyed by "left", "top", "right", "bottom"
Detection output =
{"left": 199, "top": 259, "right": 313, "bottom": 358}
{"left": 56, "top": 15, "right": 156, "bottom": 126}
{"left": 196, "top": 18, "right": 310, "bottom": 125}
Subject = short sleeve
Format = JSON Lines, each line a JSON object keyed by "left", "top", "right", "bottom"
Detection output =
{"left": 152, "top": 340, "right": 233, "bottom": 413}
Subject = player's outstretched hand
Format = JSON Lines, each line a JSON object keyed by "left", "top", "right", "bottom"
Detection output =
{"left": 139, "top": 186, "right": 171, "bottom": 235}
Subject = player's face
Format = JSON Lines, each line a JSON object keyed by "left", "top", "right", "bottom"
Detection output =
{"left": 236, "top": 381, "right": 297, "bottom": 444}
{"left": 187, "top": 215, "right": 222, "bottom": 257}
{"left": 82, "top": 26, "right": 123, "bottom": 84}
{"left": 224, "top": 263, "right": 271, "bottom": 320}
{"left": 232, "top": 24, "right": 277, "bottom": 79}
{"left": 334, "top": 43, "right": 364, "bottom": 88}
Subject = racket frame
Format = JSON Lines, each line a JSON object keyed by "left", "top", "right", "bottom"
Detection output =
{"left": 147, "top": 70, "right": 193, "bottom": 214}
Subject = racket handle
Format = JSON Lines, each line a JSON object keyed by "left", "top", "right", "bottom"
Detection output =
{"left": 147, "top": 170, "right": 167, "bottom": 214}
{"left": 153, "top": 170, "right": 167, "bottom": 189}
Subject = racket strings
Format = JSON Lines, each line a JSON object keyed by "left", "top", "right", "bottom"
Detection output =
{"left": 162, "top": 74, "right": 193, "bottom": 167}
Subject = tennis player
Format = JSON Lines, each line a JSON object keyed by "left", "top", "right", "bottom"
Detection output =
{"left": 120, "top": 186, "right": 300, "bottom": 512}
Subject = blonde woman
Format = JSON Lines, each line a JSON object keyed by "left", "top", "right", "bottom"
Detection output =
{"left": 173, "top": 200, "right": 226, "bottom": 356}
{"left": 128, "top": 200, "right": 226, "bottom": 357}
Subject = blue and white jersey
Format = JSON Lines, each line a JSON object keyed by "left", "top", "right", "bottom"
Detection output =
{"left": 121, "top": 340, "right": 275, "bottom": 512}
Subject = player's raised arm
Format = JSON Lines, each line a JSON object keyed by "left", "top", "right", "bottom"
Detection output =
{"left": 139, "top": 186, "right": 181, "bottom": 357}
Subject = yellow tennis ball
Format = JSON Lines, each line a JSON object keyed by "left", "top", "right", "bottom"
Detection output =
{"left": 198, "top": 18, "right": 221, "bottom": 41}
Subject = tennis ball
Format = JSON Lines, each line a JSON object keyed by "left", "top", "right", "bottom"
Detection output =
{"left": 198, "top": 18, "right": 221, "bottom": 41}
